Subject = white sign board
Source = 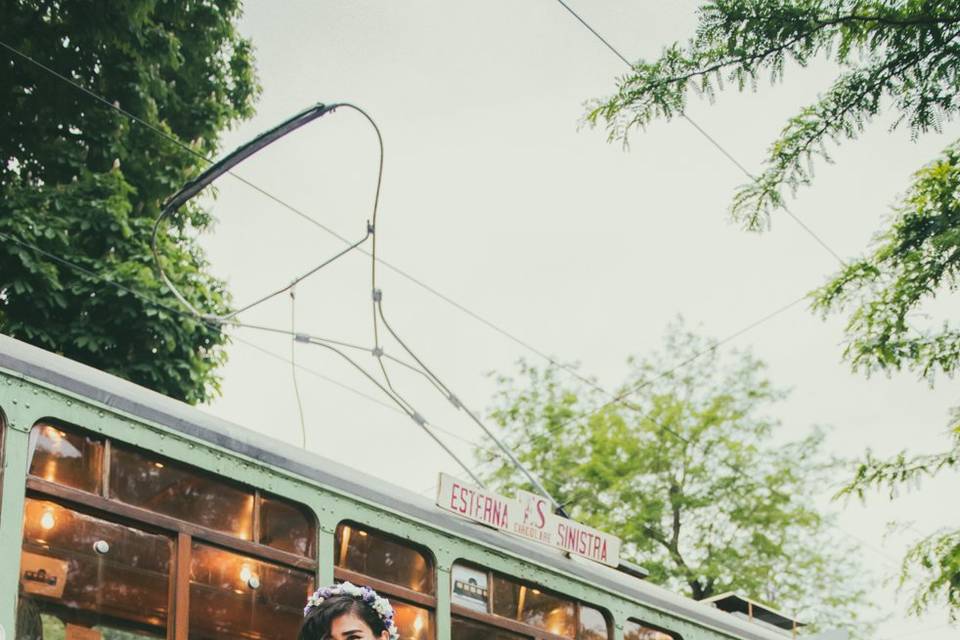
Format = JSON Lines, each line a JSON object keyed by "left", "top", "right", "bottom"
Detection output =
{"left": 436, "top": 473, "right": 520, "bottom": 532}
{"left": 437, "top": 474, "right": 621, "bottom": 567}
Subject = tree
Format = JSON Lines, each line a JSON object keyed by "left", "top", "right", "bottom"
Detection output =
{"left": 586, "top": 0, "right": 960, "bottom": 617}
{"left": 0, "top": 0, "right": 259, "bottom": 403}
{"left": 480, "top": 323, "right": 868, "bottom": 635}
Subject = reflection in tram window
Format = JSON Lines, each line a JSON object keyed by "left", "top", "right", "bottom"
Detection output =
{"left": 260, "top": 494, "right": 316, "bottom": 557}
{"left": 391, "top": 601, "right": 433, "bottom": 640}
{"left": 491, "top": 574, "right": 575, "bottom": 637}
{"left": 578, "top": 605, "right": 610, "bottom": 640}
{"left": 188, "top": 542, "right": 314, "bottom": 640}
{"left": 18, "top": 498, "right": 171, "bottom": 639}
{"left": 29, "top": 424, "right": 104, "bottom": 493}
{"left": 110, "top": 444, "right": 255, "bottom": 539}
{"left": 624, "top": 620, "right": 678, "bottom": 640}
{"left": 335, "top": 523, "right": 434, "bottom": 593}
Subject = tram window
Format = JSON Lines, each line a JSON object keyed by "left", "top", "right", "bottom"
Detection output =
{"left": 578, "top": 605, "right": 609, "bottom": 640}
{"left": 335, "top": 523, "right": 434, "bottom": 593}
{"left": 451, "top": 562, "right": 610, "bottom": 640}
{"left": 28, "top": 423, "right": 104, "bottom": 493}
{"left": 188, "top": 542, "right": 314, "bottom": 640}
{"left": 260, "top": 494, "right": 316, "bottom": 557}
{"left": 391, "top": 601, "right": 433, "bottom": 640}
{"left": 19, "top": 498, "right": 171, "bottom": 638}
{"left": 109, "top": 443, "right": 255, "bottom": 539}
{"left": 623, "top": 620, "right": 678, "bottom": 640}
{"left": 491, "top": 574, "right": 576, "bottom": 637}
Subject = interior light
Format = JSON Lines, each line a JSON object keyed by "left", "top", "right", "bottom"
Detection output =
{"left": 240, "top": 565, "right": 252, "bottom": 583}
{"left": 40, "top": 510, "right": 56, "bottom": 530}
{"left": 357, "top": 530, "right": 368, "bottom": 537}
{"left": 413, "top": 613, "right": 424, "bottom": 632}
{"left": 531, "top": 589, "right": 541, "bottom": 595}
{"left": 154, "top": 462, "right": 164, "bottom": 469}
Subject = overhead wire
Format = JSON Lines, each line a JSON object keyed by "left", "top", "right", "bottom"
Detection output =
{"left": 0, "top": 230, "right": 506, "bottom": 478}
{"left": 0, "top": 37, "right": 599, "bottom": 393}
{"left": 0, "top": 35, "right": 568, "bottom": 504}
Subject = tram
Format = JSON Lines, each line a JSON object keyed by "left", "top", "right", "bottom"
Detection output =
{"left": 0, "top": 334, "right": 799, "bottom": 640}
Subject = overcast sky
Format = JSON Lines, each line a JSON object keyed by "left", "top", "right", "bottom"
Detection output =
{"left": 196, "top": 2, "right": 958, "bottom": 638}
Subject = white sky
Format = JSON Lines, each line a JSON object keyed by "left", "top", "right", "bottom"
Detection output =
{"left": 196, "top": 2, "right": 959, "bottom": 638}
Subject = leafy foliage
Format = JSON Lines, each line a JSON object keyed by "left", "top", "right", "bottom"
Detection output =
{"left": 839, "top": 423, "right": 960, "bottom": 617}
{"left": 0, "top": 0, "right": 259, "bottom": 403}
{"left": 813, "top": 144, "right": 960, "bottom": 380}
{"left": 481, "top": 322, "right": 868, "bottom": 635}
{"left": 586, "top": 0, "right": 960, "bottom": 617}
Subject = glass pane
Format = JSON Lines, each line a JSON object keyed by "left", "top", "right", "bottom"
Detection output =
{"left": 578, "top": 605, "right": 609, "bottom": 640}
{"left": 392, "top": 601, "right": 432, "bottom": 640}
{"left": 260, "top": 495, "right": 315, "bottom": 557}
{"left": 18, "top": 498, "right": 171, "bottom": 638}
{"left": 29, "top": 423, "right": 103, "bottom": 493}
{"left": 335, "top": 523, "right": 433, "bottom": 593}
{"left": 624, "top": 621, "right": 676, "bottom": 640}
{"left": 110, "top": 444, "right": 254, "bottom": 539}
{"left": 451, "top": 617, "right": 531, "bottom": 640}
{"left": 491, "top": 574, "right": 575, "bottom": 638}
{"left": 189, "top": 542, "right": 314, "bottom": 640}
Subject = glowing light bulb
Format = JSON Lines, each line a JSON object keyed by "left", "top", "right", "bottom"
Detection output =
{"left": 40, "top": 511, "right": 56, "bottom": 530}
{"left": 240, "top": 565, "right": 252, "bottom": 583}
{"left": 413, "top": 613, "right": 424, "bottom": 632}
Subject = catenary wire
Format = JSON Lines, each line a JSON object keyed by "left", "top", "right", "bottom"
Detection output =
{"left": 0, "top": 37, "right": 601, "bottom": 393}
{"left": 0, "top": 230, "right": 499, "bottom": 481}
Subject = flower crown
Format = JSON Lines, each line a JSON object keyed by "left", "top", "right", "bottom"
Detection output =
{"left": 304, "top": 582, "right": 400, "bottom": 640}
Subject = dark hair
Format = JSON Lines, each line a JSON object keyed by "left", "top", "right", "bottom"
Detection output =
{"left": 298, "top": 594, "right": 388, "bottom": 639}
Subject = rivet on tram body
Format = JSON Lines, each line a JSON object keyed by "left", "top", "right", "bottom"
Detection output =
{"left": 247, "top": 575, "right": 261, "bottom": 590}
{"left": 93, "top": 540, "right": 110, "bottom": 555}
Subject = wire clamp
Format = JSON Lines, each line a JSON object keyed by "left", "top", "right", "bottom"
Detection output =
{"left": 412, "top": 412, "right": 426, "bottom": 427}
{"left": 367, "top": 220, "right": 375, "bottom": 235}
{"left": 372, "top": 288, "right": 382, "bottom": 302}
{"left": 447, "top": 394, "right": 462, "bottom": 409}
{"left": 294, "top": 334, "right": 311, "bottom": 344}
{"left": 371, "top": 346, "right": 384, "bottom": 357}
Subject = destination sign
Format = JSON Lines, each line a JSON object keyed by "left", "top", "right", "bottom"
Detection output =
{"left": 437, "top": 474, "right": 621, "bottom": 567}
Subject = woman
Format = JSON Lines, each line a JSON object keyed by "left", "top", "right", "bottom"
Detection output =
{"left": 299, "top": 582, "right": 400, "bottom": 640}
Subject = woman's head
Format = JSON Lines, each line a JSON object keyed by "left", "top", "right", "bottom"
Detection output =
{"left": 299, "top": 583, "right": 398, "bottom": 640}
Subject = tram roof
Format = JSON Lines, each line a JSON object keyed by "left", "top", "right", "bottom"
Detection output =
{"left": 0, "top": 334, "right": 791, "bottom": 640}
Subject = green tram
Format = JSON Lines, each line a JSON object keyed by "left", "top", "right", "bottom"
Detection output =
{"left": 0, "top": 334, "right": 796, "bottom": 640}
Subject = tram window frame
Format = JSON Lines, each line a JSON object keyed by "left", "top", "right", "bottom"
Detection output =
{"left": 18, "top": 419, "right": 319, "bottom": 640}
{"left": 450, "top": 561, "right": 612, "bottom": 640}
{"left": 334, "top": 521, "right": 437, "bottom": 640}
{"left": 623, "top": 618, "right": 682, "bottom": 640}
